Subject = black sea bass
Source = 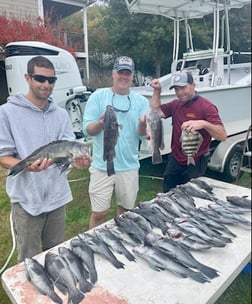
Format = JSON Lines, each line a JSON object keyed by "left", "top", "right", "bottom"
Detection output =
{"left": 146, "top": 107, "right": 165, "bottom": 164}
{"left": 103, "top": 105, "right": 121, "bottom": 176}
{"left": 8, "top": 140, "right": 91, "bottom": 176}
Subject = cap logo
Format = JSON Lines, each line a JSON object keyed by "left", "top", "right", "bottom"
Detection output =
{"left": 118, "top": 57, "right": 133, "bottom": 67}
{"left": 174, "top": 75, "right": 181, "bottom": 82}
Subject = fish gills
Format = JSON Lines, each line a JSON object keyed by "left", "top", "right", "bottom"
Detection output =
{"left": 103, "top": 105, "right": 120, "bottom": 176}
{"left": 146, "top": 107, "right": 165, "bottom": 164}
{"left": 180, "top": 130, "right": 203, "bottom": 165}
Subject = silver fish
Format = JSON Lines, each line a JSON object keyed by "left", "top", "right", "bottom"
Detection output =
{"left": 146, "top": 107, "right": 165, "bottom": 164}
{"left": 44, "top": 252, "right": 85, "bottom": 304}
{"left": 105, "top": 224, "right": 138, "bottom": 247}
{"left": 226, "top": 195, "right": 251, "bottom": 209}
{"left": 132, "top": 246, "right": 209, "bottom": 283}
{"left": 94, "top": 227, "right": 136, "bottom": 262}
{"left": 124, "top": 211, "right": 153, "bottom": 234}
{"left": 178, "top": 182, "right": 217, "bottom": 201}
{"left": 145, "top": 232, "right": 219, "bottom": 279}
{"left": 103, "top": 105, "right": 121, "bottom": 176}
{"left": 24, "top": 257, "right": 62, "bottom": 304}
{"left": 180, "top": 129, "right": 203, "bottom": 165}
{"left": 190, "top": 178, "right": 214, "bottom": 193}
{"left": 8, "top": 140, "right": 91, "bottom": 176}
{"left": 78, "top": 232, "right": 125, "bottom": 269}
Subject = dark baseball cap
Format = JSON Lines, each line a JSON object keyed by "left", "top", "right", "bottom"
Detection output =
{"left": 113, "top": 56, "right": 135, "bottom": 73}
{"left": 169, "top": 71, "right": 194, "bottom": 89}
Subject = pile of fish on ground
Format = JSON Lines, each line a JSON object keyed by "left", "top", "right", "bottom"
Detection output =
{"left": 24, "top": 178, "right": 251, "bottom": 303}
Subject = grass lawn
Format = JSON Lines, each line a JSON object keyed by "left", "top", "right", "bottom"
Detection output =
{"left": 0, "top": 160, "right": 251, "bottom": 304}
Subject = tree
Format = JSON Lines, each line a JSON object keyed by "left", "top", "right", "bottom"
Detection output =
{"left": 0, "top": 14, "right": 75, "bottom": 54}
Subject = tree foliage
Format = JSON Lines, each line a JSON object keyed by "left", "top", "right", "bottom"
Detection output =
{"left": 0, "top": 1, "right": 250, "bottom": 80}
{"left": 86, "top": 1, "right": 250, "bottom": 79}
{"left": 0, "top": 14, "right": 75, "bottom": 54}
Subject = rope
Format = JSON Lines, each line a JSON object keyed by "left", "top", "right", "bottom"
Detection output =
{"left": 0, "top": 211, "right": 16, "bottom": 274}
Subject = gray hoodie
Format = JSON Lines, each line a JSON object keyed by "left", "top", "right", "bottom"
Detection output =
{"left": 0, "top": 93, "right": 75, "bottom": 215}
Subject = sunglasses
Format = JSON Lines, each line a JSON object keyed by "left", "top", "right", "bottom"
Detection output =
{"left": 29, "top": 74, "right": 57, "bottom": 84}
{"left": 112, "top": 94, "right": 131, "bottom": 113}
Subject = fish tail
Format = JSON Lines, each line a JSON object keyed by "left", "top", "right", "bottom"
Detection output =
{"left": 89, "top": 267, "right": 98, "bottom": 284}
{"left": 187, "top": 270, "right": 211, "bottom": 284}
{"left": 68, "top": 289, "right": 85, "bottom": 304}
{"left": 124, "top": 249, "right": 136, "bottom": 262}
{"left": 7, "top": 159, "right": 29, "bottom": 176}
{"left": 114, "top": 259, "right": 125, "bottom": 269}
{"left": 187, "top": 156, "right": 196, "bottom": 166}
{"left": 79, "top": 278, "right": 93, "bottom": 293}
{"left": 152, "top": 151, "right": 163, "bottom": 165}
{"left": 107, "top": 160, "right": 115, "bottom": 176}
{"left": 198, "top": 263, "right": 219, "bottom": 279}
{"left": 49, "top": 292, "right": 63, "bottom": 304}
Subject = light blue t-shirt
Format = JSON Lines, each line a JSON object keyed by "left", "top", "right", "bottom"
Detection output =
{"left": 83, "top": 88, "right": 149, "bottom": 172}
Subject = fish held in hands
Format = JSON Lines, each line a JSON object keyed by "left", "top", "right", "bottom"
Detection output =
{"left": 103, "top": 105, "right": 122, "bottom": 176}
{"left": 8, "top": 140, "right": 91, "bottom": 176}
{"left": 180, "top": 129, "right": 203, "bottom": 165}
{"left": 146, "top": 107, "right": 165, "bottom": 164}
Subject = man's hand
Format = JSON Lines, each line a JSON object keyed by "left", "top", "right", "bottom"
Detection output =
{"left": 72, "top": 156, "right": 92, "bottom": 169}
{"left": 28, "top": 158, "right": 52, "bottom": 172}
{"left": 150, "top": 79, "right": 161, "bottom": 90}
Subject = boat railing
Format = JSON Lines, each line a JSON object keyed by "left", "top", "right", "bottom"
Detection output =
{"left": 171, "top": 48, "right": 237, "bottom": 87}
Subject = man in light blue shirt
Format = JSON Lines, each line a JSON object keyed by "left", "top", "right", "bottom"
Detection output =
{"left": 83, "top": 56, "right": 149, "bottom": 228}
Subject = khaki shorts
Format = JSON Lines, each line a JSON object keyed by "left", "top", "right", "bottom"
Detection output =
{"left": 88, "top": 167, "right": 139, "bottom": 212}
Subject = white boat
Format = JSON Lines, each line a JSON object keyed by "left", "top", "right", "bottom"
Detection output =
{"left": 125, "top": 0, "right": 251, "bottom": 181}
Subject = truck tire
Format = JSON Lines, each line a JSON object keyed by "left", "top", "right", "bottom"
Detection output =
{"left": 222, "top": 145, "right": 242, "bottom": 182}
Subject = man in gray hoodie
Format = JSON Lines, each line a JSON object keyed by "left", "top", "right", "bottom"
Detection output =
{"left": 0, "top": 56, "right": 91, "bottom": 262}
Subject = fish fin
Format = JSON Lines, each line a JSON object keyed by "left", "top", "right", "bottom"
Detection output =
{"left": 187, "top": 156, "right": 196, "bottom": 166}
{"left": 59, "top": 163, "right": 71, "bottom": 174}
{"left": 107, "top": 160, "right": 115, "bottom": 176}
{"left": 117, "top": 123, "right": 123, "bottom": 130}
{"left": 7, "top": 159, "right": 28, "bottom": 176}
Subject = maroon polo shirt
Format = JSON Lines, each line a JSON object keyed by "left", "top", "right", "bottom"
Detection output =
{"left": 160, "top": 95, "right": 224, "bottom": 165}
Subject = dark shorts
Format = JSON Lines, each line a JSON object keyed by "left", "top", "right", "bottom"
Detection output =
{"left": 163, "top": 153, "right": 210, "bottom": 192}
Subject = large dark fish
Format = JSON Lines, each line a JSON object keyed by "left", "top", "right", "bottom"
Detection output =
{"left": 8, "top": 140, "right": 91, "bottom": 176}
{"left": 44, "top": 252, "right": 85, "bottom": 304}
{"left": 70, "top": 238, "right": 98, "bottom": 285}
{"left": 24, "top": 257, "right": 62, "bottom": 304}
{"left": 58, "top": 246, "right": 93, "bottom": 294}
{"left": 103, "top": 105, "right": 121, "bottom": 176}
{"left": 114, "top": 214, "right": 147, "bottom": 244}
{"left": 78, "top": 232, "right": 125, "bottom": 269}
{"left": 146, "top": 107, "right": 165, "bottom": 164}
{"left": 180, "top": 129, "right": 203, "bottom": 165}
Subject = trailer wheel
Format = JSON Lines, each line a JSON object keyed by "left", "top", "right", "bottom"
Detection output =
{"left": 222, "top": 146, "right": 242, "bottom": 182}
